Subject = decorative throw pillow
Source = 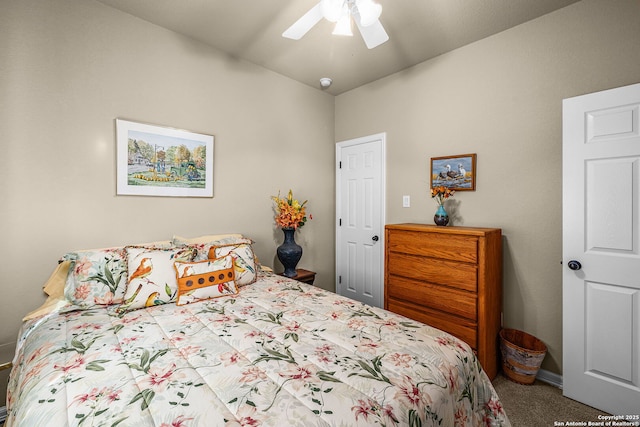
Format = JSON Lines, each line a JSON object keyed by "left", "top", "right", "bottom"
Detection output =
{"left": 118, "top": 246, "right": 196, "bottom": 312}
{"left": 174, "top": 255, "right": 238, "bottom": 306}
{"left": 209, "top": 243, "right": 257, "bottom": 286}
{"left": 62, "top": 247, "right": 128, "bottom": 308}
{"left": 173, "top": 234, "right": 253, "bottom": 261}
{"left": 59, "top": 240, "right": 175, "bottom": 310}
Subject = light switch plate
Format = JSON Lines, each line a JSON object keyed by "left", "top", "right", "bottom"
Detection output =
{"left": 402, "top": 195, "right": 410, "bottom": 207}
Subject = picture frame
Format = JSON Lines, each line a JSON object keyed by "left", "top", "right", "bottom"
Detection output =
{"left": 430, "top": 153, "right": 476, "bottom": 191}
{"left": 116, "top": 119, "right": 214, "bottom": 197}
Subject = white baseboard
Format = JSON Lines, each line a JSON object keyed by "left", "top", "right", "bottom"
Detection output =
{"left": 536, "top": 368, "right": 563, "bottom": 388}
{"left": 0, "top": 405, "right": 6, "bottom": 423}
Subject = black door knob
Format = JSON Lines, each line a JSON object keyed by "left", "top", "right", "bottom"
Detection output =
{"left": 372, "top": 235, "right": 379, "bottom": 242}
{"left": 568, "top": 260, "right": 582, "bottom": 271}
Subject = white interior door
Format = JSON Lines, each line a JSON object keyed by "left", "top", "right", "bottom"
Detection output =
{"left": 336, "top": 133, "right": 385, "bottom": 307}
{"left": 563, "top": 83, "right": 640, "bottom": 414}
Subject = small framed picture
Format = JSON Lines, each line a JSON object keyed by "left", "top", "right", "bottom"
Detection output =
{"left": 116, "top": 119, "right": 214, "bottom": 197}
{"left": 430, "top": 153, "right": 476, "bottom": 191}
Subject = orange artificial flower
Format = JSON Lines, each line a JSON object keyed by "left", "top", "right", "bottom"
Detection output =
{"left": 272, "top": 190, "right": 311, "bottom": 229}
{"left": 431, "top": 185, "right": 455, "bottom": 206}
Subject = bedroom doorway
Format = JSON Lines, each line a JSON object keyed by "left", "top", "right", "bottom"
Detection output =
{"left": 562, "top": 82, "right": 640, "bottom": 414}
{"left": 335, "top": 133, "right": 386, "bottom": 307}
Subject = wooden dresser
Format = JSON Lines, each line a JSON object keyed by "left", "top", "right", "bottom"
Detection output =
{"left": 384, "top": 223, "right": 502, "bottom": 379}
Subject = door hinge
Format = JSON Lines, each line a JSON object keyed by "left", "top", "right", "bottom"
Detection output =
{"left": 339, "top": 161, "right": 342, "bottom": 169}
{"left": 339, "top": 218, "right": 342, "bottom": 226}
{"left": 338, "top": 275, "right": 342, "bottom": 284}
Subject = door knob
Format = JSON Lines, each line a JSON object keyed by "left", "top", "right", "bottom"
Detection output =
{"left": 568, "top": 260, "right": 582, "bottom": 271}
{"left": 372, "top": 235, "right": 379, "bottom": 242}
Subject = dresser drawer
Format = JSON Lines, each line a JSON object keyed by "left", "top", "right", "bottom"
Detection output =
{"left": 387, "top": 275, "right": 477, "bottom": 321}
{"left": 387, "top": 230, "right": 478, "bottom": 263}
{"left": 388, "top": 299, "right": 478, "bottom": 349}
{"left": 387, "top": 252, "right": 477, "bottom": 292}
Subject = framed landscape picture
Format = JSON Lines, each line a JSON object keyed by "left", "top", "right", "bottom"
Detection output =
{"left": 116, "top": 119, "right": 214, "bottom": 197}
{"left": 430, "top": 153, "right": 476, "bottom": 191}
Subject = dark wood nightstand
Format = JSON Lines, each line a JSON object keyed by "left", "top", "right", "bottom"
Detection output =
{"left": 278, "top": 268, "right": 316, "bottom": 285}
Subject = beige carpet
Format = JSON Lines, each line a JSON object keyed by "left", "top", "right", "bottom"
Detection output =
{"left": 493, "top": 373, "right": 609, "bottom": 426}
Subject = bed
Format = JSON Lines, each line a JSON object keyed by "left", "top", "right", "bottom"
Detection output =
{"left": 6, "top": 234, "right": 510, "bottom": 427}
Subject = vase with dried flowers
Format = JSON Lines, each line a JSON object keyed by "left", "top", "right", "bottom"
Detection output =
{"left": 271, "top": 190, "right": 312, "bottom": 277}
{"left": 431, "top": 185, "right": 455, "bottom": 226}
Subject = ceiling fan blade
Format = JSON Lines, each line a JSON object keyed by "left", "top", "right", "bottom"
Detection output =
{"left": 354, "top": 16, "right": 389, "bottom": 49}
{"left": 282, "top": 2, "right": 323, "bottom": 40}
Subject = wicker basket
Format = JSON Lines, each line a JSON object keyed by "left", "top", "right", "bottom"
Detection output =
{"left": 499, "top": 328, "right": 547, "bottom": 385}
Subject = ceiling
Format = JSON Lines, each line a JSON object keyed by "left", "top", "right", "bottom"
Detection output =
{"left": 96, "top": 0, "right": 581, "bottom": 95}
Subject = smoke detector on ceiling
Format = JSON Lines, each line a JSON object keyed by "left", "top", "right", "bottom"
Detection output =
{"left": 320, "top": 77, "right": 333, "bottom": 88}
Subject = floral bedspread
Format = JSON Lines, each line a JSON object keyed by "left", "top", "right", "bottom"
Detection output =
{"left": 7, "top": 271, "right": 510, "bottom": 427}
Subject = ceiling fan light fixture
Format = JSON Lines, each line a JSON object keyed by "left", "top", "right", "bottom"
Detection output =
{"left": 356, "top": 0, "right": 382, "bottom": 27}
{"left": 332, "top": 12, "right": 353, "bottom": 36}
{"left": 283, "top": 0, "right": 388, "bottom": 48}
{"left": 321, "top": 0, "right": 344, "bottom": 23}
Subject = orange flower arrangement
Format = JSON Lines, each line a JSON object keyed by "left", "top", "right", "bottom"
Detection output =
{"left": 272, "top": 190, "right": 311, "bottom": 229}
{"left": 431, "top": 185, "right": 455, "bottom": 206}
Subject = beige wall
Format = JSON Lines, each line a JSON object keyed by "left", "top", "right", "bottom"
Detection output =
{"left": 335, "top": 0, "right": 640, "bottom": 375}
{"left": 0, "top": 0, "right": 336, "bottom": 394}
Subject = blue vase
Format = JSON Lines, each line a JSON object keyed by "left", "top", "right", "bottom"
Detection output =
{"left": 434, "top": 204, "right": 449, "bottom": 226}
{"left": 277, "top": 227, "right": 303, "bottom": 277}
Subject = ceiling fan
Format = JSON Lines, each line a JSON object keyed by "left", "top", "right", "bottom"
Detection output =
{"left": 283, "top": 0, "right": 389, "bottom": 49}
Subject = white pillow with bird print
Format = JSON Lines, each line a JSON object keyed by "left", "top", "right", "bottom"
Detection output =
{"left": 118, "top": 246, "right": 196, "bottom": 312}
{"left": 181, "top": 236, "right": 254, "bottom": 262}
{"left": 210, "top": 243, "right": 257, "bottom": 286}
{"left": 174, "top": 255, "right": 238, "bottom": 306}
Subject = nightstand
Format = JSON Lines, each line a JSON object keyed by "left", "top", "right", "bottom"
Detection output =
{"left": 278, "top": 268, "right": 316, "bottom": 285}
